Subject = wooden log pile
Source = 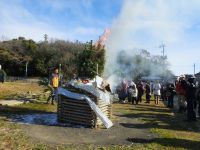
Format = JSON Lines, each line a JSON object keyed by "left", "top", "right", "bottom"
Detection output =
{"left": 57, "top": 84, "right": 112, "bottom": 128}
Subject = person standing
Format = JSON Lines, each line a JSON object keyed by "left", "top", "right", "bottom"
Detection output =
{"left": 176, "top": 76, "right": 187, "bottom": 112}
{"left": 153, "top": 81, "right": 161, "bottom": 105}
{"left": 150, "top": 81, "right": 154, "bottom": 94}
{"left": 167, "top": 83, "right": 176, "bottom": 108}
{"left": 121, "top": 80, "right": 128, "bottom": 103}
{"left": 0, "top": 68, "right": 6, "bottom": 83}
{"left": 161, "top": 83, "right": 167, "bottom": 101}
{"left": 137, "top": 81, "right": 144, "bottom": 103}
{"left": 47, "top": 68, "right": 60, "bottom": 105}
{"left": 145, "top": 81, "right": 151, "bottom": 104}
{"left": 128, "top": 82, "right": 138, "bottom": 105}
{"left": 186, "top": 76, "right": 196, "bottom": 122}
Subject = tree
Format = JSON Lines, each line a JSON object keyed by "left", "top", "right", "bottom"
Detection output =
{"left": 77, "top": 41, "right": 105, "bottom": 79}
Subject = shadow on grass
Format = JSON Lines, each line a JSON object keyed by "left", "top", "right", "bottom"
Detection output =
{"left": 0, "top": 104, "right": 54, "bottom": 114}
{"left": 117, "top": 103, "right": 200, "bottom": 132}
{"left": 127, "top": 137, "right": 200, "bottom": 150}
{"left": 131, "top": 106, "right": 172, "bottom": 113}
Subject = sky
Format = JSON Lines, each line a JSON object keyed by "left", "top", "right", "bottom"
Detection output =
{"left": 0, "top": 0, "right": 200, "bottom": 76}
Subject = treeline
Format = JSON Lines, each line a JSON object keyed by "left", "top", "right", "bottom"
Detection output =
{"left": 0, "top": 37, "right": 105, "bottom": 79}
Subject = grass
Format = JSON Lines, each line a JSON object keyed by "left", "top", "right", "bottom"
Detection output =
{"left": 1, "top": 102, "right": 199, "bottom": 150}
{"left": 0, "top": 82, "right": 200, "bottom": 149}
{"left": 0, "top": 82, "right": 46, "bottom": 100}
{"left": 115, "top": 100, "right": 200, "bottom": 150}
{"left": 0, "top": 103, "right": 57, "bottom": 115}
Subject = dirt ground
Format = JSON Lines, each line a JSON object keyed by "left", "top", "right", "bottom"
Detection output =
{"left": 20, "top": 104, "right": 156, "bottom": 146}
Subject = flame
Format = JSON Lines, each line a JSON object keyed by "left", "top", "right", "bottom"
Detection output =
{"left": 95, "top": 28, "right": 111, "bottom": 48}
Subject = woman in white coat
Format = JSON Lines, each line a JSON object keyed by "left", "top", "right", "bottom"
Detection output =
{"left": 153, "top": 81, "right": 161, "bottom": 105}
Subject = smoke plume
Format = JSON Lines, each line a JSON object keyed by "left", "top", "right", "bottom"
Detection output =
{"left": 103, "top": 0, "right": 187, "bottom": 89}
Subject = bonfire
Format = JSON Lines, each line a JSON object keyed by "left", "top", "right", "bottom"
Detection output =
{"left": 57, "top": 76, "right": 113, "bottom": 129}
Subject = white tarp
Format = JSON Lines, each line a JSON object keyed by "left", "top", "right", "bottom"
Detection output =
{"left": 57, "top": 88, "right": 113, "bottom": 129}
{"left": 68, "top": 81, "right": 111, "bottom": 104}
{"left": 58, "top": 87, "right": 85, "bottom": 100}
{"left": 84, "top": 97, "right": 113, "bottom": 129}
{"left": 95, "top": 75, "right": 104, "bottom": 89}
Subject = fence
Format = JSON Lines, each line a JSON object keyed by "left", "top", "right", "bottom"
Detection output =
{"left": 6, "top": 76, "right": 40, "bottom": 83}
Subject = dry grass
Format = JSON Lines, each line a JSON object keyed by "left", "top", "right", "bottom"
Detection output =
{"left": 0, "top": 82, "right": 200, "bottom": 149}
{"left": 0, "top": 82, "right": 45, "bottom": 99}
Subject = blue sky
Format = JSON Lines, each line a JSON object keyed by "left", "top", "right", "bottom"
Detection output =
{"left": 0, "top": 0, "right": 122, "bottom": 41}
{"left": 0, "top": 0, "right": 200, "bottom": 75}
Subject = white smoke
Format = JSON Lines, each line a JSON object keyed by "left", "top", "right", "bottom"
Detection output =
{"left": 103, "top": 0, "right": 200, "bottom": 90}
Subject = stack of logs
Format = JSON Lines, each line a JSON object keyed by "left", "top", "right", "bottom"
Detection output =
{"left": 57, "top": 85, "right": 112, "bottom": 128}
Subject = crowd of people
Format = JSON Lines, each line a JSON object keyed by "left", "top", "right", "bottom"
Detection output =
{"left": 116, "top": 80, "right": 162, "bottom": 105}
{"left": 116, "top": 75, "right": 200, "bottom": 122}
{"left": 47, "top": 67, "right": 200, "bottom": 122}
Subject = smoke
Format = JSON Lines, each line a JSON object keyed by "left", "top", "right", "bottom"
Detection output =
{"left": 104, "top": 48, "right": 171, "bottom": 91}
{"left": 103, "top": 0, "right": 189, "bottom": 89}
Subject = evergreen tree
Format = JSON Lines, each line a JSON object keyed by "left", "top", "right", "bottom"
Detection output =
{"left": 77, "top": 41, "right": 105, "bottom": 79}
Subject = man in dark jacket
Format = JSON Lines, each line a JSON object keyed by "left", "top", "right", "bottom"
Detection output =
{"left": 137, "top": 81, "right": 144, "bottom": 103}
{"left": 145, "top": 82, "right": 151, "bottom": 103}
{"left": 186, "top": 76, "right": 196, "bottom": 122}
{"left": 167, "top": 83, "right": 176, "bottom": 108}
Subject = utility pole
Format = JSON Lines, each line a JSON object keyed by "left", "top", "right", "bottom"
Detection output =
{"left": 25, "top": 61, "right": 29, "bottom": 77}
{"left": 194, "top": 63, "right": 196, "bottom": 75}
{"left": 44, "top": 34, "right": 48, "bottom": 42}
{"left": 159, "top": 43, "right": 166, "bottom": 77}
{"left": 159, "top": 43, "right": 166, "bottom": 58}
